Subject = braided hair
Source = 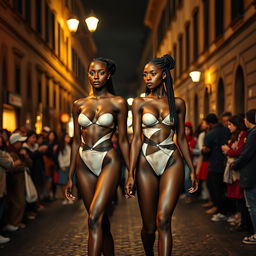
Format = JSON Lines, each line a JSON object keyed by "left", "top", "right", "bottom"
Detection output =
{"left": 145, "top": 54, "right": 177, "bottom": 127}
{"left": 91, "top": 57, "right": 116, "bottom": 95}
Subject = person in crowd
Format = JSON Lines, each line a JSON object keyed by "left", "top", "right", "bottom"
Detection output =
{"left": 0, "top": 135, "right": 13, "bottom": 244}
{"left": 202, "top": 113, "right": 229, "bottom": 220}
{"left": 41, "top": 126, "right": 51, "bottom": 142}
{"left": 58, "top": 133, "right": 73, "bottom": 205}
{"left": 43, "top": 131, "right": 59, "bottom": 201}
{"left": 183, "top": 121, "right": 197, "bottom": 203}
{"left": 221, "top": 115, "right": 247, "bottom": 227}
{"left": 65, "top": 57, "right": 130, "bottom": 256}
{"left": 23, "top": 131, "right": 48, "bottom": 212}
{"left": 231, "top": 109, "right": 256, "bottom": 244}
{"left": 4, "top": 133, "right": 29, "bottom": 231}
{"left": 195, "top": 119, "right": 210, "bottom": 202}
{"left": 0, "top": 129, "right": 11, "bottom": 147}
{"left": 125, "top": 54, "right": 198, "bottom": 256}
{"left": 221, "top": 112, "right": 232, "bottom": 128}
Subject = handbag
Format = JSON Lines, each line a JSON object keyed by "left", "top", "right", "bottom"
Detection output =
{"left": 223, "top": 157, "right": 234, "bottom": 184}
{"left": 24, "top": 169, "right": 38, "bottom": 203}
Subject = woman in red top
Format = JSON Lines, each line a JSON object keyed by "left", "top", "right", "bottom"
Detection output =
{"left": 222, "top": 115, "right": 247, "bottom": 226}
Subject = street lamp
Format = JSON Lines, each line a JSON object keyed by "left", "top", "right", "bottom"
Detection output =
{"left": 85, "top": 15, "right": 99, "bottom": 32}
{"left": 67, "top": 18, "right": 80, "bottom": 33}
{"left": 189, "top": 71, "right": 201, "bottom": 83}
{"left": 67, "top": 13, "right": 99, "bottom": 33}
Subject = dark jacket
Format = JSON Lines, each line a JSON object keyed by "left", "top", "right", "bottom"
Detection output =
{"left": 233, "top": 126, "right": 256, "bottom": 188}
{"left": 203, "top": 124, "right": 229, "bottom": 173}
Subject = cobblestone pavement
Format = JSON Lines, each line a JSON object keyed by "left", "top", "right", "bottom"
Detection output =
{"left": 1, "top": 193, "right": 255, "bottom": 256}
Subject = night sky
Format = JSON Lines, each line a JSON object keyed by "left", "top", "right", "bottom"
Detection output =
{"left": 84, "top": 0, "right": 148, "bottom": 97}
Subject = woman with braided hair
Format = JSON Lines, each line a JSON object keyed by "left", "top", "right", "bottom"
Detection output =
{"left": 125, "top": 54, "right": 198, "bottom": 255}
{"left": 65, "top": 57, "right": 129, "bottom": 256}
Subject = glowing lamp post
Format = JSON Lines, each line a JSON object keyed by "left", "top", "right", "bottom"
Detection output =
{"left": 67, "top": 18, "right": 80, "bottom": 33}
{"left": 189, "top": 71, "right": 201, "bottom": 83}
{"left": 85, "top": 15, "right": 99, "bottom": 32}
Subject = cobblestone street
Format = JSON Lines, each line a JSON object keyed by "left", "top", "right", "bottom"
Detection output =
{"left": 1, "top": 193, "right": 255, "bottom": 256}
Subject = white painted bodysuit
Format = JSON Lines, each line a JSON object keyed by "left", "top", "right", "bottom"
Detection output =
{"left": 78, "top": 112, "right": 114, "bottom": 176}
{"left": 142, "top": 113, "right": 176, "bottom": 176}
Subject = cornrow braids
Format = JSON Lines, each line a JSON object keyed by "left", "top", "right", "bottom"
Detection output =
{"left": 145, "top": 54, "right": 177, "bottom": 127}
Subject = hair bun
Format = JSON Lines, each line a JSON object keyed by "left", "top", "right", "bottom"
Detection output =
{"left": 162, "top": 54, "right": 175, "bottom": 70}
{"left": 94, "top": 57, "right": 116, "bottom": 75}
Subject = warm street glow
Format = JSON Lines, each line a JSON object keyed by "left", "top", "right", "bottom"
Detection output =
{"left": 85, "top": 16, "right": 99, "bottom": 32}
{"left": 67, "top": 18, "right": 79, "bottom": 32}
{"left": 127, "top": 98, "right": 134, "bottom": 106}
{"left": 189, "top": 71, "right": 201, "bottom": 83}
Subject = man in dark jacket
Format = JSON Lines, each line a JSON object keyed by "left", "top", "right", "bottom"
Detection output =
{"left": 202, "top": 113, "right": 230, "bottom": 220}
{"left": 232, "top": 109, "right": 256, "bottom": 244}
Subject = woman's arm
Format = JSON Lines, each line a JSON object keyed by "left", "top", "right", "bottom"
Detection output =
{"left": 65, "top": 99, "right": 83, "bottom": 200}
{"left": 125, "top": 98, "right": 143, "bottom": 197}
{"left": 175, "top": 97, "right": 198, "bottom": 192}
{"left": 116, "top": 97, "right": 130, "bottom": 169}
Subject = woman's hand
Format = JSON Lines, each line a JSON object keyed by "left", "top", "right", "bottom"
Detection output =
{"left": 65, "top": 179, "right": 76, "bottom": 201}
{"left": 125, "top": 175, "right": 135, "bottom": 199}
{"left": 221, "top": 144, "right": 229, "bottom": 154}
{"left": 188, "top": 170, "right": 199, "bottom": 193}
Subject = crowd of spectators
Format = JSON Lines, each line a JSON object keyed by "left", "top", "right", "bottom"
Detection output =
{"left": 0, "top": 126, "right": 74, "bottom": 244}
{"left": 183, "top": 109, "right": 256, "bottom": 245}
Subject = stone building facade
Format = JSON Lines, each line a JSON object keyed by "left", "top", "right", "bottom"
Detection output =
{"left": 0, "top": 0, "right": 96, "bottom": 132}
{"left": 141, "top": 0, "right": 256, "bottom": 126}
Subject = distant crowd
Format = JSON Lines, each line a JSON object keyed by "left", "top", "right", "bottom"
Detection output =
{"left": 0, "top": 126, "right": 74, "bottom": 244}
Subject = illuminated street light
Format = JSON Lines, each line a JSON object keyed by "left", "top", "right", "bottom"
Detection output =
{"left": 189, "top": 71, "right": 201, "bottom": 83}
{"left": 127, "top": 98, "right": 134, "bottom": 106}
{"left": 85, "top": 15, "right": 99, "bottom": 32}
{"left": 67, "top": 13, "right": 99, "bottom": 33}
{"left": 67, "top": 18, "right": 80, "bottom": 33}
{"left": 140, "top": 93, "right": 146, "bottom": 97}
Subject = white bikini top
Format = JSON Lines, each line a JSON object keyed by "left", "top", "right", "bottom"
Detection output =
{"left": 78, "top": 113, "right": 114, "bottom": 128}
{"left": 142, "top": 113, "right": 172, "bottom": 127}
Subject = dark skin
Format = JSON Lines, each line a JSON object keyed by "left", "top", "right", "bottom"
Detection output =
{"left": 125, "top": 63, "right": 198, "bottom": 256}
{"left": 65, "top": 61, "right": 129, "bottom": 256}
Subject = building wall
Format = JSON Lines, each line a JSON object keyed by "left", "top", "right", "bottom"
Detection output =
{"left": 142, "top": 0, "right": 256, "bottom": 126}
{"left": 0, "top": 0, "right": 96, "bottom": 132}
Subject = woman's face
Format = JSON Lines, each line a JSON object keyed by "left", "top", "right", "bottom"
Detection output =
{"left": 228, "top": 121, "right": 237, "bottom": 133}
{"left": 185, "top": 126, "right": 192, "bottom": 136}
{"left": 48, "top": 132, "right": 55, "bottom": 142}
{"left": 143, "top": 63, "right": 165, "bottom": 90}
{"left": 88, "top": 61, "right": 110, "bottom": 89}
{"left": 64, "top": 134, "right": 71, "bottom": 144}
{"left": 28, "top": 134, "right": 37, "bottom": 145}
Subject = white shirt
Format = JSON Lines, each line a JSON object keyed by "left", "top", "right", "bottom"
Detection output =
{"left": 58, "top": 145, "right": 71, "bottom": 168}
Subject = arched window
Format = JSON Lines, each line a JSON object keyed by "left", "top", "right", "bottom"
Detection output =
{"left": 194, "top": 94, "right": 199, "bottom": 126}
{"left": 234, "top": 66, "right": 245, "bottom": 114}
{"left": 217, "top": 78, "right": 225, "bottom": 116}
{"left": 204, "top": 88, "right": 210, "bottom": 116}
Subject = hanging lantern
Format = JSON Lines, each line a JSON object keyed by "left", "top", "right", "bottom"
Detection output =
{"left": 67, "top": 18, "right": 79, "bottom": 33}
{"left": 85, "top": 15, "right": 99, "bottom": 32}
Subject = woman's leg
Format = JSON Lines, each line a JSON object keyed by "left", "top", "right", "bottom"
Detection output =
{"left": 136, "top": 155, "right": 159, "bottom": 256}
{"left": 87, "top": 152, "right": 121, "bottom": 256}
{"left": 157, "top": 151, "right": 184, "bottom": 256}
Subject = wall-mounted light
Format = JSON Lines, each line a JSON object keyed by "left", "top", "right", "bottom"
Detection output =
{"left": 85, "top": 15, "right": 99, "bottom": 32}
{"left": 67, "top": 12, "right": 99, "bottom": 33}
{"left": 189, "top": 71, "right": 201, "bottom": 83}
{"left": 67, "top": 18, "right": 80, "bottom": 33}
